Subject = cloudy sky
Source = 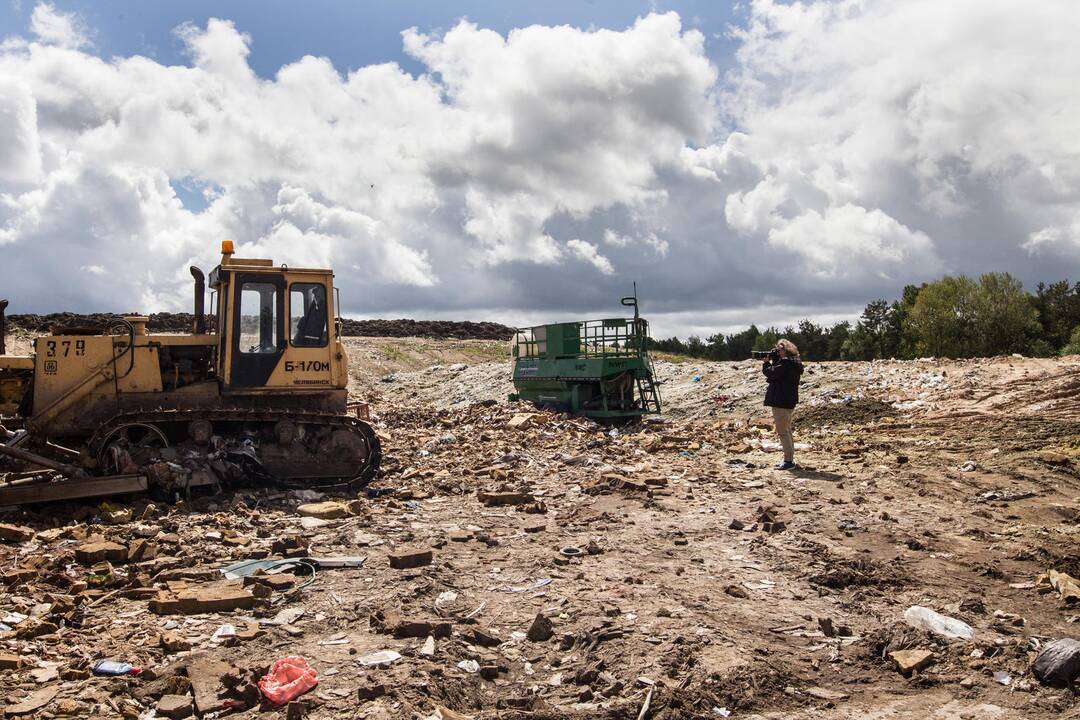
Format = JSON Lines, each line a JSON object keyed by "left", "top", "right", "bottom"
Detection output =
{"left": 1, "top": 1, "right": 1077, "bottom": 338}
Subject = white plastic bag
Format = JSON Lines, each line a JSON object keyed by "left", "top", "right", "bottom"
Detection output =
{"left": 903, "top": 605, "right": 974, "bottom": 640}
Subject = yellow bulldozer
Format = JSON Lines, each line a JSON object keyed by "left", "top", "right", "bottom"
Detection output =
{"left": 0, "top": 241, "right": 380, "bottom": 504}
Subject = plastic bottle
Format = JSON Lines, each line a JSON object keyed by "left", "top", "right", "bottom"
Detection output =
{"left": 92, "top": 660, "right": 141, "bottom": 676}
{"left": 903, "top": 606, "right": 974, "bottom": 640}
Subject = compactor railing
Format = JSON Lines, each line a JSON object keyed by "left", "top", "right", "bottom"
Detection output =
{"left": 513, "top": 318, "right": 651, "bottom": 360}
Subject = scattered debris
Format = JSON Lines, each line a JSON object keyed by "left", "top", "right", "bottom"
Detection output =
{"left": 150, "top": 585, "right": 256, "bottom": 615}
{"left": 0, "top": 523, "right": 34, "bottom": 543}
{"left": 358, "top": 650, "right": 402, "bottom": 668}
{"left": 903, "top": 606, "right": 974, "bottom": 641}
{"left": 92, "top": 660, "right": 140, "bottom": 676}
{"left": 527, "top": 613, "right": 554, "bottom": 641}
{"left": 1041, "top": 569, "right": 1080, "bottom": 604}
{"left": 4, "top": 686, "right": 59, "bottom": 716}
{"left": 1, "top": 342, "right": 1077, "bottom": 717}
{"left": 296, "top": 501, "right": 351, "bottom": 519}
{"left": 478, "top": 490, "right": 535, "bottom": 506}
{"left": 259, "top": 656, "right": 319, "bottom": 705}
{"left": 157, "top": 694, "right": 195, "bottom": 719}
{"left": 889, "top": 649, "right": 935, "bottom": 676}
{"left": 1032, "top": 638, "right": 1080, "bottom": 687}
{"left": 804, "top": 686, "right": 849, "bottom": 701}
{"left": 389, "top": 546, "right": 434, "bottom": 569}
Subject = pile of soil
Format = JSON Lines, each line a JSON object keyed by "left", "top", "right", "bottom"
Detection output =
{"left": 7, "top": 312, "right": 201, "bottom": 334}
{"left": 339, "top": 318, "right": 513, "bottom": 340}
{"left": 6, "top": 313, "right": 514, "bottom": 340}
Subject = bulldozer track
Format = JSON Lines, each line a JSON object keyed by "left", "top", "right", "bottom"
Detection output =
{"left": 87, "top": 407, "right": 381, "bottom": 486}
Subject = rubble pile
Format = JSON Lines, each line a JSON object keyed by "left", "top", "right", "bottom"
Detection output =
{"left": 2, "top": 345, "right": 1080, "bottom": 718}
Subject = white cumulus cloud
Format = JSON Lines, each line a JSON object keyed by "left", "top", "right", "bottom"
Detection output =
{"left": 566, "top": 239, "right": 614, "bottom": 275}
{"left": 29, "top": 2, "right": 90, "bottom": 49}
{"left": 0, "top": 1, "right": 1077, "bottom": 336}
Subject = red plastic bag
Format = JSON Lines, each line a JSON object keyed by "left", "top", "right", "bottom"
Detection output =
{"left": 258, "top": 656, "right": 318, "bottom": 705}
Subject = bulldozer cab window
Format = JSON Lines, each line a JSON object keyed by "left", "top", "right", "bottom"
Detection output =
{"left": 290, "top": 283, "right": 328, "bottom": 347}
{"left": 239, "top": 282, "right": 279, "bottom": 354}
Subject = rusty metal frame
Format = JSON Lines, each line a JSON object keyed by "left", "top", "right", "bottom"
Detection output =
{"left": 0, "top": 474, "right": 147, "bottom": 505}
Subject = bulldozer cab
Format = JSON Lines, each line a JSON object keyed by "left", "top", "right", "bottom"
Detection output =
{"left": 210, "top": 243, "right": 346, "bottom": 392}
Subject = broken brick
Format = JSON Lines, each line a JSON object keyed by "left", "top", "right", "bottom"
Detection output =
{"left": 357, "top": 681, "right": 386, "bottom": 701}
{"left": 233, "top": 623, "right": 264, "bottom": 642}
{"left": 507, "top": 413, "right": 535, "bottom": 429}
{"left": 74, "top": 541, "right": 128, "bottom": 565}
{"left": 187, "top": 658, "right": 235, "bottom": 716}
{"left": 157, "top": 694, "right": 194, "bottom": 719}
{"left": 478, "top": 491, "right": 535, "bottom": 507}
{"left": 149, "top": 586, "right": 255, "bottom": 615}
{"left": 272, "top": 535, "right": 308, "bottom": 556}
{"left": 243, "top": 574, "right": 295, "bottom": 591}
{"left": 297, "top": 501, "right": 350, "bottom": 519}
{"left": 0, "top": 654, "right": 26, "bottom": 670}
{"left": 159, "top": 631, "right": 192, "bottom": 653}
{"left": 889, "top": 649, "right": 935, "bottom": 676}
{"left": 600, "top": 474, "right": 649, "bottom": 492}
{"left": 15, "top": 618, "right": 57, "bottom": 639}
{"left": 389, "top": 546, "right": 433, "bottom": 569}
{"left": 0, "top": 523, "right": 34, "bottom": 543}
{"left": 527, "top": 613, "right": 554, "bottom": 642}
{"left": 472, "top": 627, "right": 503, "bottom": 647}
{"left": 248, "top": 582, "right": 273, "bottom": 599}
{"left": 2, "top": 568, "right": 37, "bottom": 586}
{"left": 127, "top": 538, "right": 157, "bottom": 562}
{"left": 370, "top": 610, "right": 451, "bottom": 638}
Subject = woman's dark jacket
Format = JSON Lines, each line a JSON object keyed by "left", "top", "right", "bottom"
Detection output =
{"left": 762, "top": 357, "right": 804, "bottom": 409}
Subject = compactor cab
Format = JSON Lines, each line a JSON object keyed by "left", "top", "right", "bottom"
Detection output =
{"left": 0, "top": 241, "right": 379, "bottom": 505}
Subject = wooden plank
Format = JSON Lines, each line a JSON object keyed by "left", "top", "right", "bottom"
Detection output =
{"left": 0, "top": 474, "right": 147, "bottom": 505}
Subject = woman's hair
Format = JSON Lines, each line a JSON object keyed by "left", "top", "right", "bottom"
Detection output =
{"left": 776, "top": 338, "right": 800, "bottom": 358}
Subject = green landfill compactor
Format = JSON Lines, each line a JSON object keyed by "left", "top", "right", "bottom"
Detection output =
{"left": 509, "top": 292, "right": 661, "bottom": 422}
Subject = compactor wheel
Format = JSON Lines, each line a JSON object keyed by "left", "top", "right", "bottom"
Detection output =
{"left": 96, "top": 422, "right": 169, "bottom": 475}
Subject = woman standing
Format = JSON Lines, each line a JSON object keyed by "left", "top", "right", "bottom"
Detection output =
{"left": 762, "top": 338, "right": 803, "bottom": 470}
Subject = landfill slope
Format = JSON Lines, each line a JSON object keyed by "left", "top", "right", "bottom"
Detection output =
{"left": 1, "top": 339, "right": 1080, "bottom": 719}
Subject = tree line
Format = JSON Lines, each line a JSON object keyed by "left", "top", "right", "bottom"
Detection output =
{"left": 650, "top": 272, "right": 1080, "bottom": 361}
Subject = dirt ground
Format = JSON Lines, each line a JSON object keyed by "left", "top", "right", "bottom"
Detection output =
{"left": 2, "top": 336, "right": 1080, "bottom": 719}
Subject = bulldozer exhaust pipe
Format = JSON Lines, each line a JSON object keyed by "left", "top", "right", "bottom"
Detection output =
{"left": 190, "top": 267, "right": 206, "bottom": 334}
